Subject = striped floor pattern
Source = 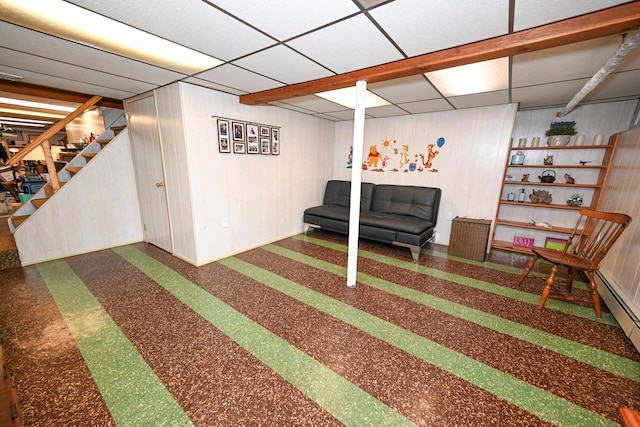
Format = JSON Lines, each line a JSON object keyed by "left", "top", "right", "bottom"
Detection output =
{"left": 0, "top": 229, "right": 638, "bottom": 426}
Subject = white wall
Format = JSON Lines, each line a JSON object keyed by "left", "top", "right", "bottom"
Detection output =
{"left": 177, "top": 83, "right": 335, "bottom": 265}
{"left": 333, "top": 104, "right": 518, "bottom": 245}
{"left": 154, "top": 84, "right": 197, "bottom": 263}
{"left": 597, "top": 125, "right": 640, "bottom": 348}
{"left": 14, "top": 130, "right": 143, "bottom": 265}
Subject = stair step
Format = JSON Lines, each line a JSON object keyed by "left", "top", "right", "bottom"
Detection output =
{"left": 97, "top": 138, "right": 111, "bottom": 147}
{"left": 67, "top": 167, "right": 82, "bottom": 175}
{"left": 111, "top": 126, "right": 126, "bottom": 135}
{"left": 11, "top": 215, "right": 29, "bottom": 228}
{"left": 31, "top": 198, "right": 48, "bottom": 209}
{"left": 82, "top": 152, "right": 97, "bottom": 160}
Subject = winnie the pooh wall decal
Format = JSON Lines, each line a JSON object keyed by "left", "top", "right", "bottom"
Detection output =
{"left": 346, "top": 136, "right": 445, "bottom": 173}
{"left": 367, "top": 145, "right": 382, "bottom": 169}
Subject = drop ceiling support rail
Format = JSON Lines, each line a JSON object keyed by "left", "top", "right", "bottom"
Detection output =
{"left": 239, "top": 2, "right": 640, "bottom": 105}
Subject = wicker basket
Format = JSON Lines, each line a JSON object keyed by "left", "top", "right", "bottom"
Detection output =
{"left": 449, "top": 217, "right": 492, "bottom": 261}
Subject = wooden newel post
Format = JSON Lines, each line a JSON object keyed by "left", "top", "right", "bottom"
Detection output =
{"left": 41, "top": 140, "right": 61, "bottom": 192}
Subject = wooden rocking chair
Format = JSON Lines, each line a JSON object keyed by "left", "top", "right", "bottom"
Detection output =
{"left": 516, "top": 209, "right": 631, "bottom": 318}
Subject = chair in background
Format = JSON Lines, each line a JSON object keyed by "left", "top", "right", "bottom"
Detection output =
{"left": 516, "top": 209, "right": 631, "bottom": 318}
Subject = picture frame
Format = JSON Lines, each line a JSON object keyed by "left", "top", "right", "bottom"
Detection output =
{"left": 233, "top": 141, "right": 246, "bottom": 154}
{"left": 246, "top": 124, "right": 259, "bottom": 139}
{"left": 260, "top": 126, "right": 270, "bottom": 137}
{"left": 260, "top": 138, "right": 271, "bottom": 155}
{"left": 218, "top": 136, "right": 230, "bottom": 153}
{"left": 217, "top": 119, "right": 229, "bottom": 137}
{"left": 271, "top": 128, "right": 280, "bottom": 155}
{"left": 232, "top": 121, "right": 245, "bottom": 141}
{"left": 217, "top": 119, "right": 230, "bottom": 153}
{"left": 247, "top": 138, "right": 259, "bottom": 154}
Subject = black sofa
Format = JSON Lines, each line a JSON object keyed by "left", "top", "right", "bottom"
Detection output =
{"left": 303, "top": 180, "right": 442, "bottom": 260}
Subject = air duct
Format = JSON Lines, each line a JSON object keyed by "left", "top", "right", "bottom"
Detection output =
{"left": 558, "top": 29, "right": 640, "bottom": 117}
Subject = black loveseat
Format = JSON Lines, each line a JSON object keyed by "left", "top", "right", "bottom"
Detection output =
{"left": 303, "top": 180, "right": 442, "bottom": 260}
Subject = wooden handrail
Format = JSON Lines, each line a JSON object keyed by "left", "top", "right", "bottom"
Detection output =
{"left": 7, "top": 95, "right": 102, "bottom": 192}
{"left": 8, "top": 95, "right": 102, "bottom": 165}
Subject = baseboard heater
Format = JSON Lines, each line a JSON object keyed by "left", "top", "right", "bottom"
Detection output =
{"left": 596, "top": 271, "right": 640, "bottom": 352}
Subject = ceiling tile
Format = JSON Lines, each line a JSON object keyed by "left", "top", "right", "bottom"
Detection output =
{"left": 366, "top": 104, "right": 411, "bottom": 118}
{"left": 447, "top": 90, "right": 510, "bottom": 109}
{"left": 287, "top": 14, "right": 403, "bottom": 73}
{"left": 0, "top": 66, "right": 137, "bottom": 100}
{"left": 65, "top": 0, "right": 275, "bottom": 61}
{"left": 356, "top": 0, "right": 394, "bottom": 9}
{"left": 512, "top": 80, "right": 589, "bottom": 109}
{"left": 514, "top": 0, "right": 631, "bottom": 31}
{"left": 320, "top": 110, "right": 364, "bottom": 120}
{"left": 398, "top": 98, "right": 454, "bottom": 114}
{"left": 267, "top": 101, "right": 318, "bottom": 115}
{"left": 0, "top": 21, "right": 186, "bottom": 86}
{"left": 209, "top": 0, "right": 360, "bottom": 41}
{"left": 370, "top": 0, "right": 509, "bottom": 57}
{"left": 194, "top": 64, "right": 284, "bottom": 93}
{"left": 0, "top": 47, "right": 156, "bottom": 94}
{"left": 312, "top": 113, "right": 343, "bottom": 121}
{"left": 182, "top": 78, "right": 248, "bottom": 96}
{"left": 512, "top": 36, "right": 622, "bottom": 87}
{"left": 276, "top": 95, "right": 353, "bottom": 114}
{"left": 232, "top": 45, "right": 334, "bottom": 84}
{"left": 368, "top": 75, "right": 440, "bottom": 103}
{"left": 585, "top": 69, "right": 640, "bottom": 101}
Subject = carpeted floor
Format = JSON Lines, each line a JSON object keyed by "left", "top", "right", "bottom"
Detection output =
{"left": 0, "top": 211, "right": 20, "bottom": 270}
{"left": 0, "top": 229, "right": 638, "bottom": 426}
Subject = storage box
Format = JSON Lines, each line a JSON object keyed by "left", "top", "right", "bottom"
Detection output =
{"left": 513, "top": 235, "right": 534, "bottom": 249}
{"left": 545, "top": 237, "right": 571, "bottom": 251}
{"left": 449, "top": 217, "right": 492, "bottom": 261}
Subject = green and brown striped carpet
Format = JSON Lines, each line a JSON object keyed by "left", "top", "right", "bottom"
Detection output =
{"left": 0, "top": 229, "right": 638, "bottom": 426}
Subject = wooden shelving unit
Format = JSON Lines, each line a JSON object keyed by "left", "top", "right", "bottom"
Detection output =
{"left": 491, "top": 135, "right": 618, "bottom": 253}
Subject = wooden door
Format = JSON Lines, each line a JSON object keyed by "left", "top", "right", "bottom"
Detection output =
{"left": 126, "top": 94, "right": 173, "bottom": 252}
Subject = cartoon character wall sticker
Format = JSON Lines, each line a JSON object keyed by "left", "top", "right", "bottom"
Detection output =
{"left": 350, "top": 136, "right": 445, "bottom": 172}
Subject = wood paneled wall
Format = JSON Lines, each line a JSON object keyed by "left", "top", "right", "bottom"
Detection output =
{"left": 172, "top": 83, "right": 335, "bottom": 265}
{"left": 333, "top": 104, "right": 519, "bottom": 246}
{"left": 598, "top": 125, "right": 640, "bottom": 348}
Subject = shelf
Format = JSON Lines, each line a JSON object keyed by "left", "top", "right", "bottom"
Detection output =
{"left": 503, "top": 181, "right": 600, "bottom": 189}
{"left": 494, "top": 133, "right": 617, "bottom": 254}
{"left": 491, "top": 240, "right": 535, "bottom": 254}
{"left": 510, "top": 144, "right": 612, "bottom": 151}
{"left": 495, "top": 219, "right": 575, "bottom": 234}
{"left": 506, "top": 164, "right": 605, "bottom": 169}
{"left": 499, "top": 201, "right": 585, "bottom": 210}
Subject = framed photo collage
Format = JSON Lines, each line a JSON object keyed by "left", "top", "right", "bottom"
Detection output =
{"left": 216, "top": 117, "right": 280, "bottom": 156}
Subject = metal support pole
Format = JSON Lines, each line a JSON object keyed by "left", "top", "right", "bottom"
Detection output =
{"left": 347, "top": 80, "right": 367, "bottom": 288}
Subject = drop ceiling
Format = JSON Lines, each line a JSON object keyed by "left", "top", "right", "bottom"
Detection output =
{"left": 1, "top": 0, "right": 640, "bottom": 126}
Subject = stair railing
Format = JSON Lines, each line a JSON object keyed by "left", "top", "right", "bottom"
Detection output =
{"left": 7, "top": 95, "right": 102, "bottom": 193}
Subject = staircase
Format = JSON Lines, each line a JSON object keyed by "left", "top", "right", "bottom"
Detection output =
{"left": 6, "top": 121, "right": 144, "bottom": 266}
{"left": 9, "top": 126, "right": 126, "bottom": 232}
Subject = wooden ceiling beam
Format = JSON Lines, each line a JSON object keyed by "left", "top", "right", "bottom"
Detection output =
{"left": 0, "top": 80, "right": 123, "bottom": 109}
{"left": 240, "top": 2, "right": 640, "bottom": 105}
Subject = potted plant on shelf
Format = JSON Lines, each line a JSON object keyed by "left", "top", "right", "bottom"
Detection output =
{"left": 545, "top": 120, "right": 577, "bottom": 146}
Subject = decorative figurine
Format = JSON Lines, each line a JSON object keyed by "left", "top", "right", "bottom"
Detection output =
{"left": 567, "top": 194, "right": 583, "bottom": 207}
{"left": 529, "top": 189, "right": 552, "bottom": 204}
{"left": 564, "top": 173, "right": 575, "bottom": 184}
{"left": 544, "top": 155, "right": 554, "bottom": 165}
{"left": 521, "top": 173, "right": 529, "bottom": 182}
